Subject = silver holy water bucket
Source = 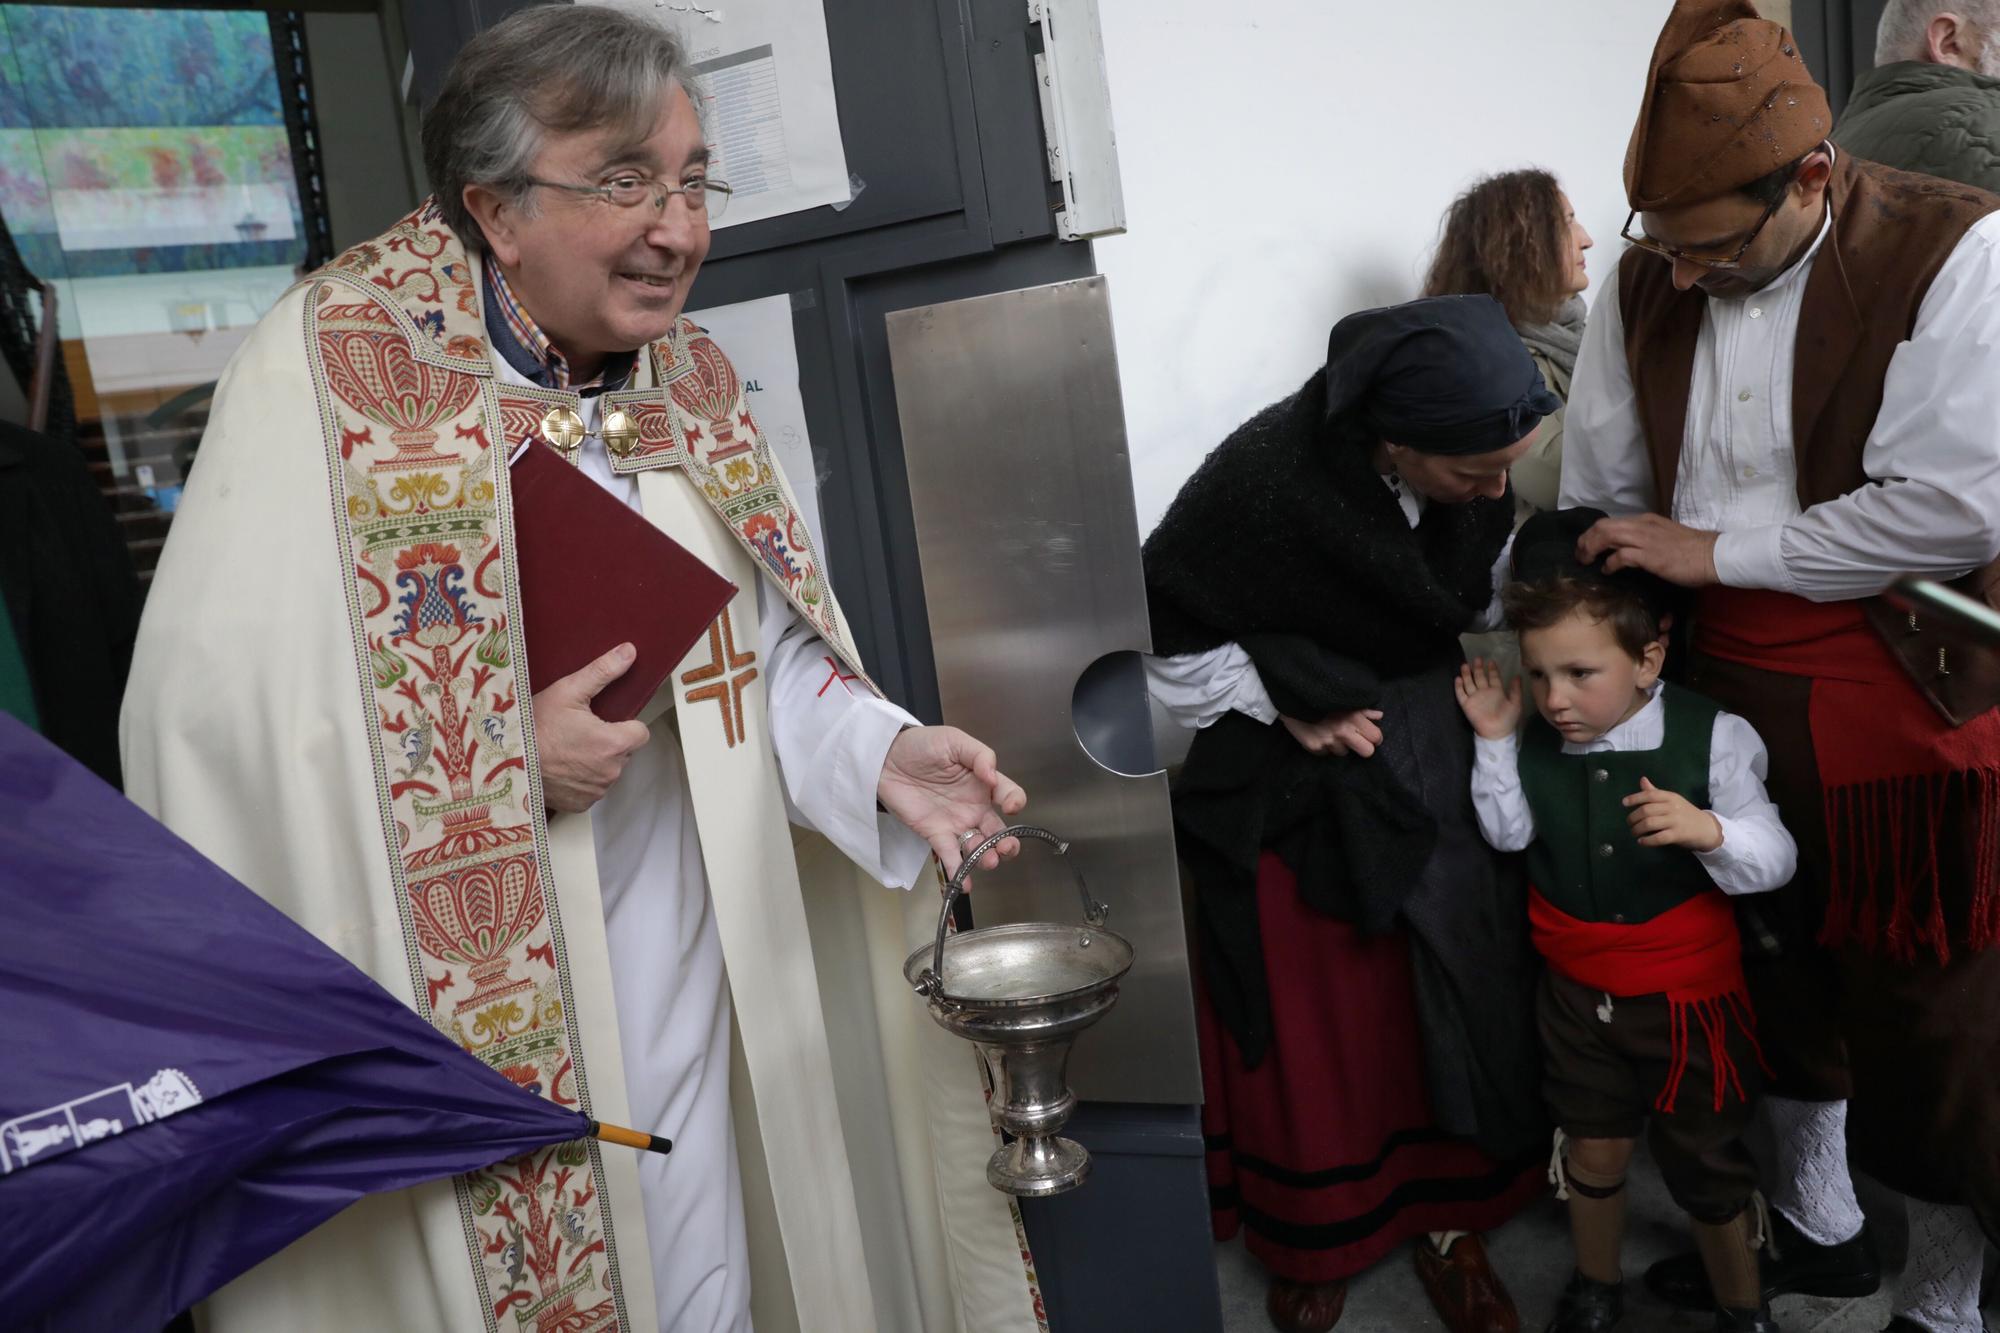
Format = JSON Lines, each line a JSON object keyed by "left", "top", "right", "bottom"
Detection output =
{"left": 904, "top": 825, "right": 1134, "bottom": 1197}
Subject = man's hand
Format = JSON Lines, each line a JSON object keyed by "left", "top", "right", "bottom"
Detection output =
{"left": 1281, "top": 708, "right": 1385, "bottom": 757}
{"left": 1576, "top": 514, "right": 1721, "bottom": 588}
{"left": 1454, "top": 658, "right": 1522, "bottom": 740}
{"left": 1623, "top": 776, "right": 1724, "bottom": 851}
{"left": 878, "top": 725, "right": 1028, "bottom": 881}
{"left": 533, "top": 643, "right": 652, "bottom": 813}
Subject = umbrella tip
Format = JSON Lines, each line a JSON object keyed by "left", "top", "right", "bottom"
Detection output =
{"left": 586, "top": 1118, "right": 673, "bottom": 1156}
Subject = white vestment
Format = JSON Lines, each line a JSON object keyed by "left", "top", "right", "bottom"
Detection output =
{"left": 120, "top": 203, "right": 1046, "bottom": 1333}
{"left": 524, "top": 357, "right": 931, "bottom": 1331}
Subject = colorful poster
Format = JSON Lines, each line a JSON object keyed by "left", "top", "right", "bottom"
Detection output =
{"left": 0, "top": 7, "right": 304, "bottom": 280}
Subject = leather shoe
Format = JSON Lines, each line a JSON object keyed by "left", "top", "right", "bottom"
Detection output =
{"left": 1266, "top": 1275, "right": 1347, "bottom": 1333}
{"left": 1644, "top": 1209, "right": 1879, "bottom": 1310}
{"left": 1415, "top": 1233, "right": 1521, "bottom": 1333}
{"left": 1714, "top": 1305, "right": 1778, "bottom": 1332}
{"left": 1544, "top": 1271, "right": 1623, "bottom": 1333}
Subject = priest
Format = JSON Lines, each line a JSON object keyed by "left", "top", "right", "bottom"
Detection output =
{"left": 120, "top": 8, "right": 1047, "bottom": 1333}
{"left": 1561, "top": 4, "right": 2000, "bottom": 1330}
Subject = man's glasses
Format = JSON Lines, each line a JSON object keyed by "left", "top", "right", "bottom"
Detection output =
{"left": 528, "top": 173, "right": 734, "bottom": 221}
{"left": 1619, "top": 147, "right": 1823, "bottom": 271}
{"left": 1619, "top": 188, "right": 1789, "bottom": 271}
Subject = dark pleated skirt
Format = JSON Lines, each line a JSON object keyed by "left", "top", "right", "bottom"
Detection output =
{"left": 1202, "top": 851, "right": 1546, "bottom": 1283}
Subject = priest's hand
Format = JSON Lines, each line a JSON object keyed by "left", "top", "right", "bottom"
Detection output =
{"left": 1454, "top": 658, "right": 1521, "bottom": 740}
{"left": 1576, "top": 513, "right": 1720, "bottom": 587}
{"left": 878, "top": 726, "right": 1028, "bottom": 881}
{"left": 1281, "top": 708, "right": 1384, "bottom": 757}
{"left": 533, "top": 643, "right": 652, "bottom": 813}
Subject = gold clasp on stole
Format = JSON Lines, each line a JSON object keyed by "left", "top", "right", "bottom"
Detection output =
{"left": 538, "top": 406, "right": 640, "bottom": 460}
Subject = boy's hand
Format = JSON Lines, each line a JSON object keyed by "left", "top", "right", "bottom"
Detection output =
{"left": 1454, "top": 658, "right": 1521, "bottom": 740}
{"left": 1623, "top": 776, "right": 1724, "bottom": 851}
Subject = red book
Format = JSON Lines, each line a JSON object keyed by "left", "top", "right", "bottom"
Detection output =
{"left": 508, "top": 439, "right": 738, "bottom": 722}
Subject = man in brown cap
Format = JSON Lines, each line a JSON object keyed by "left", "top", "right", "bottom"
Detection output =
{"left": 1560, "top": 3, "right": 2000, "bottom": 1332}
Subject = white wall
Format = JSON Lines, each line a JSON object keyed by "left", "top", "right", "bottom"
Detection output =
{"left": 1094, "top": 0, "right": 1684, "bottom": 532}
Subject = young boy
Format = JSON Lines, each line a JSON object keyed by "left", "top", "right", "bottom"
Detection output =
{"left": 1454, "top": 508, "right": 1798, "bottom": 1333}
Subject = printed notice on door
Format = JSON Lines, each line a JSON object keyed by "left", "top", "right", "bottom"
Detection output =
{"left": 595, "top": 0, "right": 853, "bottom": 228}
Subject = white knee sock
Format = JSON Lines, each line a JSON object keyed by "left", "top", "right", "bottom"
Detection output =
{"left": 1893, "top": 1200, "right": 1986, "bottom": 1333}
{"left": 1764, "top": 1096, "right": 1865, "bottom": 1246}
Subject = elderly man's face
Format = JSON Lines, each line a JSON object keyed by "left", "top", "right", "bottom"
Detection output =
{"left": 475, "top": 83, "right": 711, "bottom": 377}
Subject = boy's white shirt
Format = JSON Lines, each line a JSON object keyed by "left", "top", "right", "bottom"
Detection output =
{"left": 1468, "top": 682, "right": 1797, "bottom": 896}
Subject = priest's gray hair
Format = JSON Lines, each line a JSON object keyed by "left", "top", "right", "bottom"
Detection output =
{"left": 1875, "top": 0, "right": 2000, "bottom": 67}
{"left": 421, "top": 4, "right": 705, "bottom": 254}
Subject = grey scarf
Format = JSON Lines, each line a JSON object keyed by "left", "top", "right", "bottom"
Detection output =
{"left": 1514, "top": 295, "right": 1587, "bottom": 380}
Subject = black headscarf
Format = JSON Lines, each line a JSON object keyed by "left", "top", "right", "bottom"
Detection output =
{"left": 1327, "top": 294, "right": 1561, "bottom": 455}
{"left": 1145, "top": 295, "right": 1560, "bottom": 673}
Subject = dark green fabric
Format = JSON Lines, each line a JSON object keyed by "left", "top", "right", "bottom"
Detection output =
{"left": 1519, "top": 684, "right": 1718, "bottom": 924}
{"left": 1836, "top": 61, "right": 2000, "bottom": 193}
{"left": 0, "top": 588, "right": 38, "bottom": 730}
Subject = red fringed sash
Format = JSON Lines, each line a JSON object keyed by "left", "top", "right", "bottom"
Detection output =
{"left": 1529, "top": 889, "right": 1766, "bottom": 1114}
{"left": 1695, "top": 587, "right": 2000, "bottom": 963}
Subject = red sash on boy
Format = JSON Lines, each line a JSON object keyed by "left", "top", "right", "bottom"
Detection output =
{"left": 1529, "top": 887, "right": 1765, "bottom": 1114}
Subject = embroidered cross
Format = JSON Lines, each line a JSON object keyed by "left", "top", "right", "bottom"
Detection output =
{"left": 681, "top": 608, "right": 758, "bottom": 747}
{"left": 817, "top": 656, "right": 860, "bottom": 698}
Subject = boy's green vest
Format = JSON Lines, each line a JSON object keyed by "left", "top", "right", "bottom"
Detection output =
{"left": 1519, "top": 683, "right": 1719, "bottom": 924}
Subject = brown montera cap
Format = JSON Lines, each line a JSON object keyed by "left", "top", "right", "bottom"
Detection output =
{"left": 1624, "top": 0, "right": 1830, "bottom": 211}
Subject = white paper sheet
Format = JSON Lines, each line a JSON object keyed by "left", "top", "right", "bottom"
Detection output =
{"left": 686, "top": 292, "right": 825, "bottom": 556}
{"left": 596, "top": 0, "right": 853, "bottom": 228}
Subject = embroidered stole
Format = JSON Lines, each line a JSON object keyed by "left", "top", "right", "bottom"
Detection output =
{"left": 307, "top": 282, "right": 652, "bottom": 1329}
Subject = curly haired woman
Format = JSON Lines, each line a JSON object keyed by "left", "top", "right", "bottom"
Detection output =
{"left": 1425, "top": 170, "right": 1594, "bottom": 521}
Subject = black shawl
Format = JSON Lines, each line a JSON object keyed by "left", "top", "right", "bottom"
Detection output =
{"left": 1147, "top": 367, "right": 1511, "bottom": 1038}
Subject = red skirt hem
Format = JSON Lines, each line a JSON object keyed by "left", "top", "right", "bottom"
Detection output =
{"left": 1201, "top": 852, "right": 1545, "bottom": 1284}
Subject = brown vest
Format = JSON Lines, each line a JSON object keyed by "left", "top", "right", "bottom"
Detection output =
{"left": 1619, "top": 154, "right": 2000, "bottom": 723}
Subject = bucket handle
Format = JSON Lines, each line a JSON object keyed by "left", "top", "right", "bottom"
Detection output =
{"left": 913, "top": 825, "right": 1109, "bottom": 1000}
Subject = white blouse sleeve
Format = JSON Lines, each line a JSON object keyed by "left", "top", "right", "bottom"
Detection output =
{"left": 1692, "top": 711, "right": 1798, "bottom": 896}
{"left": 1469, "top": 732, "right": 1536, "bottom": 852}
{"left": 1714, "top": 214, "right": 2000, "bottom": 599}
{"left": 760, "top": 580, "right": 932, "bottom": 890}
{"left": 1144, "top": 643, "right": 1279, "bottom": 730}
{"left": 1467, "top": 531, "right": 1518, "bottom": 632}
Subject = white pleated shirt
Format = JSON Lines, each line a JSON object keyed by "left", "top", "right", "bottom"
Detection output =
{"left": 1559, "top": 208, "right": 2000, "bottom": 599}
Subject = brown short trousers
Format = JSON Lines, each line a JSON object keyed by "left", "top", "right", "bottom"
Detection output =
{"left": 1538, "top": 970, "right": 1760, "bottom": 1223}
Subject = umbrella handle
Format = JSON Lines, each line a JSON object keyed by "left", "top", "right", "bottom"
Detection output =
{"left": 588, "top": 1118, "right": 673, "bottom": 1156}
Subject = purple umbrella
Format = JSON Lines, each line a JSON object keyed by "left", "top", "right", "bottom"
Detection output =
{"left": 0, "top": 715, "right": 665, "bottom": 1330}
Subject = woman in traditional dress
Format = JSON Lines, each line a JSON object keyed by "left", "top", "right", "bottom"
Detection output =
{"left": 1423, "top": 169, "right": 1594, "bottom": 523}
{"left": 1144, "top": 297, "right": 1557, "bottom": 1333}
